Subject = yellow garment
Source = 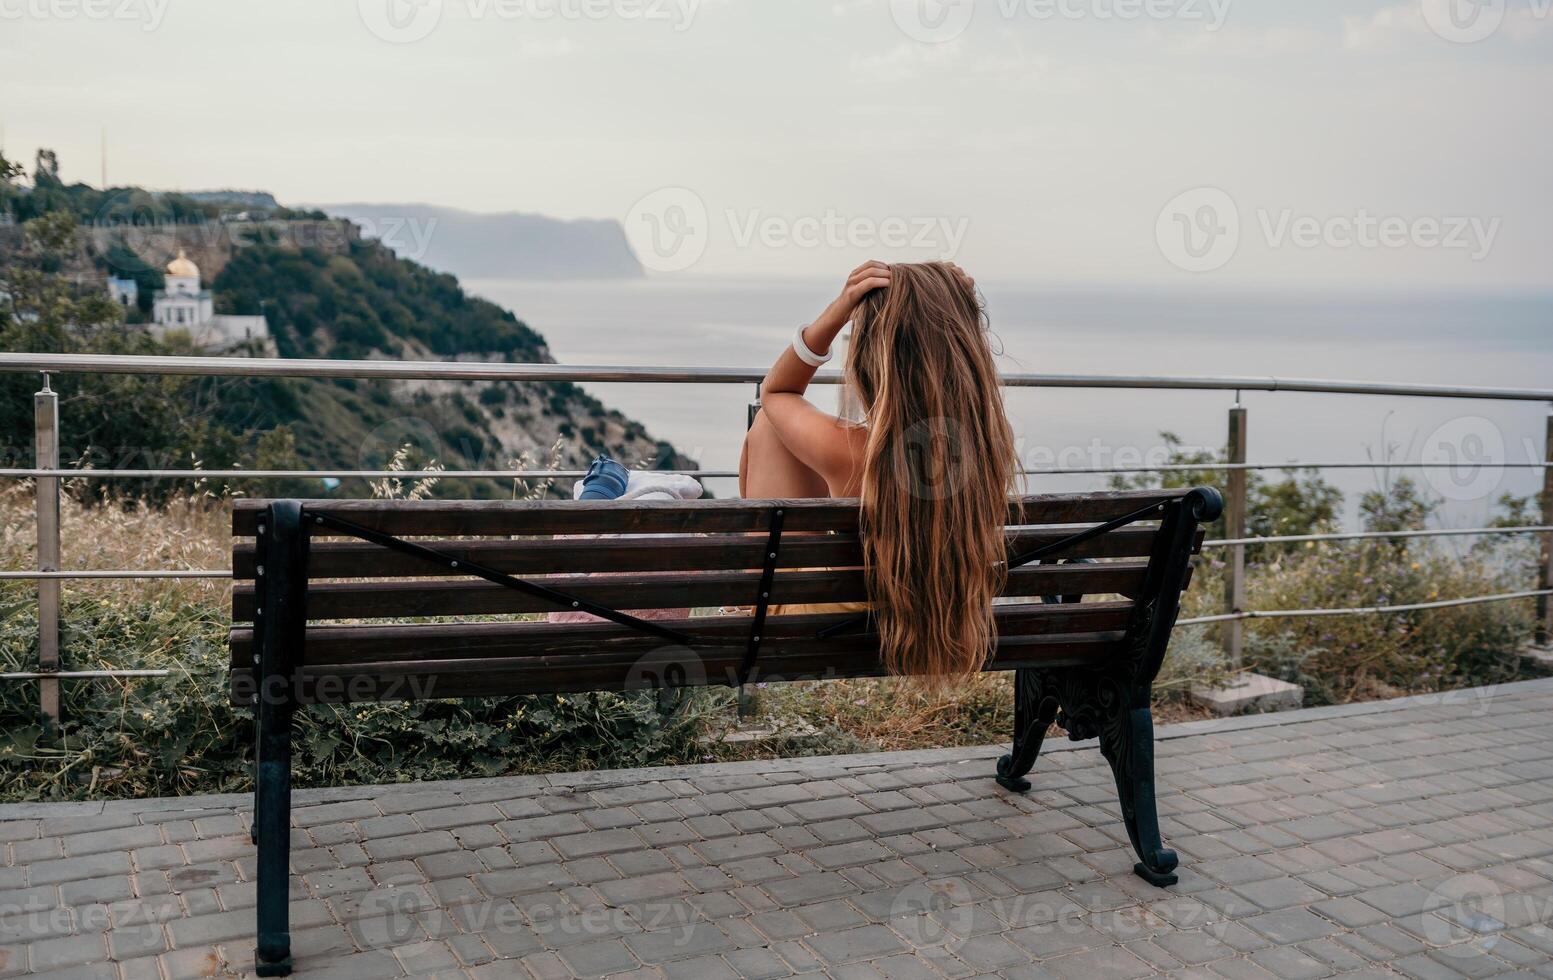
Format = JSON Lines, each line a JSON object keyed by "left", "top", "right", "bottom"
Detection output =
{"left": 771, "top": 601, "right": 869, "bottom": 617}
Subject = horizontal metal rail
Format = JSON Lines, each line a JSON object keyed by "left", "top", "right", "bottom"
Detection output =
{"left": 1205, "top": 525, "right": 1553, "bottom": 548}
{"left": 5, "top": 352, "right": 1553, "bottom": 401}
{"left": 1035, "top": 461, "right": 1553, "bottom": 474}
{"left": 0, "top": 670, "right": 172, "bottom": 680}
{"left": 2, "top": 461, "right": 1548, "bottom": 482}
{"left": 0, "top": 570, "right": 232, "bottom": 580}
{"left": 0, "top": 468, "right": 726, "bottom": 481}
{"left": 1178, "top": 588, "right": 1553, "bottom": 627}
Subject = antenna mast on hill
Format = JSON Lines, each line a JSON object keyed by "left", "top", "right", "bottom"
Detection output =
{"left": 101, "top": 126, "right": 108, "bottom": 189}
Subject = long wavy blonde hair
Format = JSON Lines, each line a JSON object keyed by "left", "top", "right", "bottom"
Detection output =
{"left": 845, "top": 262, "right": 1020, "bottom": 681}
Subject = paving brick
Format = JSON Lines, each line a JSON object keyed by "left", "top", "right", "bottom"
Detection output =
{"left": 1229, "top": 877, "right": 1330, "bottom": 912}
{"left": 693, "top": 833, "right": 783, "bottom": 864}
{"left": 557, "top": 937, "right": 638, "bottom": 975}
{"left": 807, "top": 841, "right": 891, "bottom": 870}
{"left": 28, "top": 933, "right": 108, "bottom": 971}
{"left": 499, "top": 812, "right": 588, "bottom": 843}
{"left": 553, "top": 828, "right": 644, "bottom": 860}
{"left": 595, "top": 871, "right": 692, "bottom": 905}
{"left": 29, "top": 851, "right": 132, "bottom": 886}
{"left": 723, "top": 946, "right": 794, "bottom": 979}
{"left": 416, "top": 802, "right": 505, "bottom": 832}
{"left": 166, "top": 908, "right": 253, "bottom": 947}
{"left": 291, "top": 799, "right": 380, "bottom": 827}
{"left": 1242, "top": 907, "right": 1344, "bottom": 945}
{"left": 61, "top": 825, "right": 163, "bottom": 857}
{"left": 362, "top": 830, "right": 459, "bottom": 862}
{"left": 625, "top": 922, "right": 731, "bottom": 964}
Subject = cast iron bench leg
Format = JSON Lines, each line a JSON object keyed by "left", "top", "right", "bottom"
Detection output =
{"left": 254, "top": 501, "right": 303, "bottom": 977}
{"left": 254, "top": 688, "right": 293, "bottom": 975}
{"left": 996, "top": 669, "right": 1059, "bottom": 793}
{"left": 995, "top": 668, "right": 1180, "bottom": 889}
{"left": 1099, "top": 703, "right": 1178, "bottom": 887}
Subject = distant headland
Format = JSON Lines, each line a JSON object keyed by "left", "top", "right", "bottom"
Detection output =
{"left": 317, "top": 203, "right": 645, "bottom": 282}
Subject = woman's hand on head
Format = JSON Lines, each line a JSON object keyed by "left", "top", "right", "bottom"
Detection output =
{"left": 815, "top": 261, "right": 891, "bottom": 334}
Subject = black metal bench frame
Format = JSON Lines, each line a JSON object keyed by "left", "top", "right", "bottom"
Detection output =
{"left": 239, "top": 487, "right": 1221, "bottom": 976}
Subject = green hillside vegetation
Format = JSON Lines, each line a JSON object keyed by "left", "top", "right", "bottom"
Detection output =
{"left": 0, "top": 150, "right": 688, "bottom": 500}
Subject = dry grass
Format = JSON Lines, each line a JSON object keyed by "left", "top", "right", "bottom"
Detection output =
{"left": 0, "top": 480, "right": 231, "bottom": 607}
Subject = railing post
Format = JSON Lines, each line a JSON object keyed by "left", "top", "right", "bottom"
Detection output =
{"left": 739, "top": 382, "right": 761, "bottom": 719}
{"left": 35, "top": 373, "right": 61, "bottom": 734}
{"left": 1538, "top": 411, "right": 1553, "bottom": 646}
{"left": 746, "top": 382, "right": 761, "bottom": 432}
{"left": 1222, "top": 399, "right": 1247, "bottom": 667}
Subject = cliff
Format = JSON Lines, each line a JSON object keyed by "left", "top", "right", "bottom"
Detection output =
{"left": 320, "top": 203, "right": 644, "bottom": 281}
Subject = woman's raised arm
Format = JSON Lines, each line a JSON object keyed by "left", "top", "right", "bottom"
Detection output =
{"left": 756, "top": 262, "right": 891, "bottom": 488}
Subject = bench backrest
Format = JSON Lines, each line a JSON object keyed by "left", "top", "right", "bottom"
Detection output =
{"left": 228, "top": 489, "right": 1218, "bottom": 706}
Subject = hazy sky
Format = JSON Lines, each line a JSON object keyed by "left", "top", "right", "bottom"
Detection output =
{"left": 4, "top": 0, "right": 1549, "bottom": 285}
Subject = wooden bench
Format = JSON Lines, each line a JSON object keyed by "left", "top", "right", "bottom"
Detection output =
{"left": 230, "top": 487, "right": 1220, "bottom": 975}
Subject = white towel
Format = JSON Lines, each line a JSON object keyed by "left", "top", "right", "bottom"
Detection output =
{"left": 572, "top": 471, "right": 704, "bottom": 502}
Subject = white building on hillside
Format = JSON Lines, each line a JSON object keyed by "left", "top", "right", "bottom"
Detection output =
{"left": 150, "top": 250, "right": 269, "bottom": 351}
{"left": 106, "top": 276, "right": 138, "bottom": 309}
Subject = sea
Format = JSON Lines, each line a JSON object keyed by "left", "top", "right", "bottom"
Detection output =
{"left": 468, "top": 277, "right": 1553, "bottom": 530}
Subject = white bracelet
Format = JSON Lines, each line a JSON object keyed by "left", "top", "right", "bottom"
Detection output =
{"left": 792, "top": 323, "right": 833, "bottom": 368}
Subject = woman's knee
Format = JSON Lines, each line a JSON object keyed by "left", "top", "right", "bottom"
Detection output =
{"left": 743, "top": 410, "right": 781, "bottom": 457}
{"left": 741, "top": 411, "right": 828, "bottom": 498}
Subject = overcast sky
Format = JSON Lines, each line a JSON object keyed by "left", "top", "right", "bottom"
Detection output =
{"left": 4, "top": 0, "right": 1549, "bottom": 285}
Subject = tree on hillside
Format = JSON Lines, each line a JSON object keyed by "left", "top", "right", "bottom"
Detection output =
{"left": 34, "top": 150, "right": 58, "bottom": 182}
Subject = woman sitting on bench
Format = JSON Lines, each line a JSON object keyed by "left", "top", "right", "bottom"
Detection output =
{"left": 739, "top": 261, "right": 1019, "bottom": 681}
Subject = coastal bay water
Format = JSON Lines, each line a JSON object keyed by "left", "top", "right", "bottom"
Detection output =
{"left": 469, "top": 277, "right": 1553, "bottom": 529}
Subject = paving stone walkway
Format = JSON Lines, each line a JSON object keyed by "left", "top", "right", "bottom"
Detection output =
{"left": 4, "top": 679, "right": 1553, "bottom": 979}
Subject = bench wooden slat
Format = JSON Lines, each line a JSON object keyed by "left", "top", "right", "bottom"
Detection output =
{"left": 232, "top": 526, "right": 1204, "bottom": 580}
{"left": 231, "top": 490, "right": 1188, "bottom": 537}
{"left": 228, "top": 600, "right": 1135, "bottom": 671}
{"left": 231, "top": 561, "right": 1160, "bottom": 621}
{"left": 228, "top": 631, "right": 1127, "bottom": 703}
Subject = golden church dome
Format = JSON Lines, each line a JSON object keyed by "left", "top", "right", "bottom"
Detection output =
{"left": 166, "top": 249, "right": 199, "bottom": 279}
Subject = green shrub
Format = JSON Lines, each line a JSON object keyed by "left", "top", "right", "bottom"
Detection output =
{"left": 0, "top": 584, "right": 732, "bottom": 802}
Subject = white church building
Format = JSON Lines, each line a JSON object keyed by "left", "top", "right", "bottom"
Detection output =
{"left": 149, "top": 250, "right": 270, "bottom": 351}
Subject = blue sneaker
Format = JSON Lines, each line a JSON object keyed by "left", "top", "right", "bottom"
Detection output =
{"left": 578, "top": 456, "right": 630, "bottom": 500}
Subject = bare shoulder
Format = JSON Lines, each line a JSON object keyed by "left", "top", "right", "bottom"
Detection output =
{"left": 829, "top": 420, "right": 868, "bottom": 496}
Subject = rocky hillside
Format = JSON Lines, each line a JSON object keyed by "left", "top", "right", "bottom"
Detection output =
{"left": 0, "top": 157, "right": 690, "bottom": 497}
{"left": 205, "top": 231, "right": 687, "bottom": 490}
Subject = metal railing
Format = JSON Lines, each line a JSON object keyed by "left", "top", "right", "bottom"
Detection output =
{"left": 3, "top": 351, "right": 1552, "bottom": 731}
{"left": 8, "top": 351, "right": 1553, "bottom": 401}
